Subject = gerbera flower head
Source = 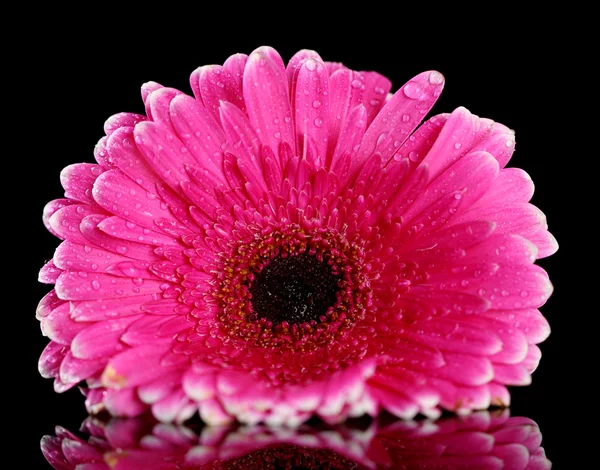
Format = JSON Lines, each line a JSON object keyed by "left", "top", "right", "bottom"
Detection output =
{"left": 37, "top": 46, "right": 557, "bottom": 426}
{"left": 41, "top": 410, "right": 551, "bottom": 469}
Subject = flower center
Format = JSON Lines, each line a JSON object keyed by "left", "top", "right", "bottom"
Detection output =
{"left": 220, "top": 444, "right": 364, "bottom": 469}
{"left": 249, "top": 252, "right": 341, "bottom": 326}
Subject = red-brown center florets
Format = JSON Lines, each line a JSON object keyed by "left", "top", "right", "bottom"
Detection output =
{"left": 216, "top": 225, "right": 372, "bottom": 354}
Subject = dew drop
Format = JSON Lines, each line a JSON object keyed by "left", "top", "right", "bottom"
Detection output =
{"left": 351, "top": 79, "right": 363, "bottom": 89}
{"left": 408, "top": 151, "right": 420, "bottom": 162}
{"left": 313, "top": 117, "right": 323, "bottom": 128}
{"left": 402, "top": 114, "right": 410, "bottom": 122}
{"left": 312, "top": 99, "right": 322, "bottom": 109}
{"left": 374, "top": 86, "right": 385, "bottom": 95}
{"left": 305, "top": 59, "right": 317, "bottom": 71}
{"left": 454, "top": 142, "right": 462, "bottom": 149}
{"left": 403, "top": 81, "right": 423, "bottom": 99}
{"left": 505, "top": 140, "right": 514, "bottom": 147}
{"left": 369, "top": 99, "right": 380, "bottom": 107}
{"left": 91, "top": 280, "right": 101, "bottom": 290}
{"left": 284, "top": 116, "right": 292, "bottom": 123}
{"left": 428, "top": 71, "right": 444, "bottom": 85}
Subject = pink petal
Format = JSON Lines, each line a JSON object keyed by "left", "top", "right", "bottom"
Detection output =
{"left": 409, "top": 220, "right": 496, "bottom": 259}
{"left": 53, "top": 240, "right": 140, "bottom": 273}
{"left": 97, "top": 216, "right": 175, "bottom": 246}
{"left": 489, "top": 382, "right": 511, "bottom": 407}
{"left": 60, "top": 163, "right": 104, "bottom": 206}
{"left": 425, "top": 352, "right": 494, "bottom": 387}
{"left": 133, "top": 120, "right": 196, "bottom": 191}
{"left": 59, "top": 350, "right": 106, "bottom": 385}
{"left": 70, "top": 294, "right": 152, "bottom": 322}
{"left": 370, "top": 368, "right": 440, "bottom": 410}
{"left": 71, "top": 316, "right": 140, "bottom": 359}
{"left": 401, "top": 288, "right": 491, "bottom": 316}
{"left": 199, "top": 398, "right": 234, "bottom": 426}
{"left": 222, "top": 53, "right": 248, "bottom": 92}
{"left": 462, "top": 234, "right": 538, "bottom": 267}
{"left": 92, "top": 169, "right": 176, "bottom": 230}
{"left": 119, "top": 316, "right": 181, "bottom": 346}
{"left": 330, "top": 105, "right": 367, "bottom": 176}
{"left": 194, "top": 64, "right": 245, "bottom": 122}
{"left": 476, "top": 168, "right": 534, "bottom": 207}
{"left": 48, "top": 204, "right": 100, "bottom": 244}
{"left": 522, "top": 344, "right": 542, "bottom": 373}
{"left": 37, "top": 289, "right": 65, "bottom": 319}
{"left": 55, "top": 271, "right": 164, "bottom": 301}
{"left": 218, "top": 100, "right": 261, "bottom": 167}
{"left": 103, "top": 387, "right": 147, "bottom": 417}
{"left": 367, "top": 383, "right": 419, "bottom": 420}
{"left": 169, "top": 94, "right": 229, "bottom": 182}
{"left": 355, "top": 70, "right": 445, "bottom": 172}
{"left": 61, "top": 439, "right": 104, "bottom": 465}
{"left": 389, "top": 112, "right": 448, "bottom": 169}
{"left": 39, "top": 260, "right": 62, "bottom": 284}
{"left": 469, "top": 119, "right": 516, "bottom": 169}
{"left": 105, "top": 126, "right": 163, "bottom": 195}
{"left": 420, "top": 106, "right": 482, "bottom": 181}
{"left": 293, "top": 56, "right": 329, "bottom": 163}
{"left": 400, "top": 318, "right": 502, "bottom": 356}
{"left": 138, "top": 371, "right": 181, "bottom": 404}
{"left": 490, "top": 443, "right": 530, "bottom": 469}
{"left": 403, "top": 151, "right": 499, "bottom": 223}
{"left": 40, "top": 302, "right": 88, "bottom": 344}
{"left": 145, "top": 87, "right": 183, "bottom": 133}
{"left": 182, "top": 369, "right": 218, "bottom": 402}
{"left": 152, "top": 389, "right": 194, "bottom": 423}
{"left": 80, "top": 214, "right": 161, "bottom": 262}
{"left": 286, "top": 49, "right": 320, "bottom": 90}
{"left": 359, "top": 71, "right": 392, "bottom": 125}
{"left": 102, "top": 344, "right": 170, "bottom": 389}
{"left": 243, "top": 46, "right": 294, "bottom": 153}
{"left": 456, "top": 202, "right": 558, "bottom": 259}
{"left": 38, "top": 341, "right": 67, "bottom": 378}
{"left": 104, "top": 112, "right": 147, "bottom": 136}
{"left": 483, "top": 308, "right": 550, "bottom": 345}
{"left": 326, "top": 69, "right": 355, "bottom": 158}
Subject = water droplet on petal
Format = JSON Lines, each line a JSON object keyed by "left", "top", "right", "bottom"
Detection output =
{"left": 402, "top": 114, "right": 410, "bottom": 122}
{"left": 403, "top": 81, "right": 423, "bottom": 99}
{"left": 92, "top": 280, "right": 101, "bottom": 290}
{"left": 313, "top": 117, "right": 323, "bottom": 128}
{"left": 351, "top": 79, "right": 363, "bottom": 89}
{"left": 305, "top": 59, "right": 317, "bottom": 71}
{"left": 428, "top": 71, "right": 444, "bottom": 85}
{"left": 369, "top": 99, "right": 380, "bottom": 107}
{"left": 505, "top": 140, "right": 514, "bottom": 147}
{"left": 312, "top": 99, "right": 322, "bottom": 109}
{"left": 454, "top": 142, "right": 462, "bottom": 149}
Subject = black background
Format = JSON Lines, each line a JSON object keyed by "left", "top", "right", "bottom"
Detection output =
{"left": 17, "top": 27, "right": 564, "bottom": 468}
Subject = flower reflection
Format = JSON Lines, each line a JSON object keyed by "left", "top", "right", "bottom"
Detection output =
{"left": 41, "top": 409, "right": 551, "bottom": 469}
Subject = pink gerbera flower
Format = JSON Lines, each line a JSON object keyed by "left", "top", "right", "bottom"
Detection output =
{"left": 41, "top": 410, "right": 551, "bottom": 469}
{"left": 37, "top": 46, "right": 557, "bottom": 426}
